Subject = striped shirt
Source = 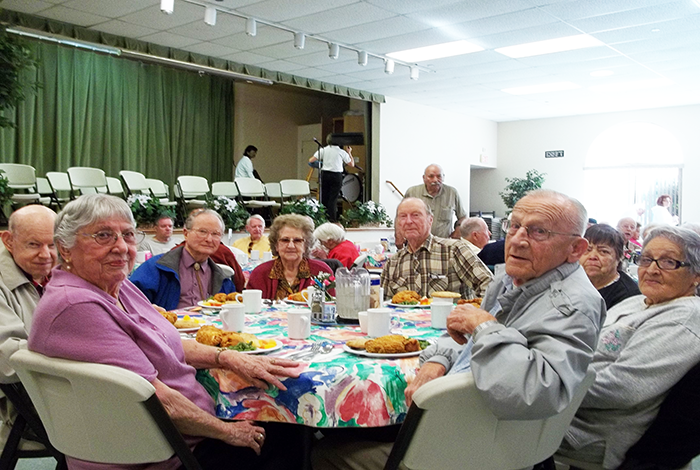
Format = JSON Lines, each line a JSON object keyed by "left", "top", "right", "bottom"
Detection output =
{"left": 380, "top": 235, "right": 493, "bottom": 300}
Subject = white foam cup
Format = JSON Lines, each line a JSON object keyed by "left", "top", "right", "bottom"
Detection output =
{"left": 220, "top": 303, "right": 246, "bottom": 332}
{"left": 430, "top": 298, "right": 453, "bottom": 329}
{"left": 287, "top": 309, "right": 311, "bottom": 339}
{"left": 250, "top": 249, "right": 260, "bottom": 261}
{"left": 357, "top": 311, "right": 368, "bottom": 334}
{"left": 241, "top": 289, "right": 263, "bottom": 314}
{"left": 262, "top": 251, "right": 273, "bottom": 262}
{"left": 366, "top": 308, "right": 392, "bottom": 337}
{"left": 135, "top": 251, "right": 148, "bottom": 264}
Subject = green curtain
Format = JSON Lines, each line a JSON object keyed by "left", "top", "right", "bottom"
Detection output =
{"left": 0, "top": 40, "right": 234, "bottom": 188}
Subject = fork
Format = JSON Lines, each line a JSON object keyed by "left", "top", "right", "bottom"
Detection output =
{"left": 288, "top": 342, "right": 321, "bottom": 360}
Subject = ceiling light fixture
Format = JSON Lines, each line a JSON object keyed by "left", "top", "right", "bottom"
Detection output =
{"left": 160, "top": 0, "right": 174, "bottom": 14}
{"left": 502, "top": 81, "right": 581, "bottom": 95}
{"left": 204, "top": 7, "right": 216, "bottom": 26}
{"left": 294, "top": 32, "right": 305, "bottom": 50}
{"left": 358, "top": 51, "right": 368, "bottom": 66}
{"left": 329, "top": 43, "right": 339, "bottom": 60}
{"left": 495, "top": 34, "right": 604, "bottom": 58}
{"left": 384, "top": 59, "right": 395, "bottom": 75}
{"left": 246, "top": 18, "right": 257, "bottom": 36}
{"left": 387, "top": 40, "right": 484, "bottom": 62}
{"left": 410, "top": 66, "right": 419, "bottom": 80}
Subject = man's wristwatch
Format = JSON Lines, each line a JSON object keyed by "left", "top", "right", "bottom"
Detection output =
{"left": 472, "top": 320, "right": 499, "bottom": 339}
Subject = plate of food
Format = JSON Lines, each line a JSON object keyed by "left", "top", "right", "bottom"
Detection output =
{"left": 194, "top": 326, "right": 283, "bottom": 355}
{"left": 160, "top": 311, "right": 209, "bottom": 333}
{"left": 198, "top": 293, "right": 242, "bottom": 309}
{"left": 388, "top": 290, "right": 431, "bottom": 308}
{"left": 343, "top": 335, "right": 431, "bottom": 358}
{"left": 285, "top": 292, "right": 309, "bottom": 306}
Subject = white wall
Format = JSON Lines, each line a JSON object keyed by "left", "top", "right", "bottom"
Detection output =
{"left": 470, "top": 104, "right": 700, "bottom": 223}
{"left": 378, "top": 97, "right": 498, "bottom": 219}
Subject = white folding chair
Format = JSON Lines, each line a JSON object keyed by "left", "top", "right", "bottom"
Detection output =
{"left": 0, "top": 163, "right": 41, "bottom": 207}
{"left": 45, "top": 172, "right": 73, "bottom": 207}
{"left": 279, "top": 179, "right": 310, "bottom": 203}
{"left": 144, "top": 178, "right": 178, "bottom": 208}
{"left": 234, "top": 178, "right": 280, "bottom": 210}
{"left": 66, "top": 167, "right": 108, "bottom": 197}
{"left": 34, "top": 177, "right": 54, "bottom": 207}
{"left": 176, "top": 176, "right": 209, "bottom": 218}
{"left": 106, "top": 177, "right": 125, "bottom": 198}
{"left": 211, "top": 181, "right": 240, "bottom": 199}
{"left": 119, "top": 170, "right": 151, "bottom": 196}
{"left": 10, "top": 350, "right": 201, "bottom": 470}
{"left": 264, "top": 182, "right": 282, "bottom": 204}
{"left": 385, "top": 368, "right": 596, "bottom": 470}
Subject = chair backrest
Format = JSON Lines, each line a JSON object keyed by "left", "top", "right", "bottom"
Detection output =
{"left": 119, "top": 170, "right": 151, "bottom": 195}
{"left": 10, "top": 350, "right": 201, "bottom": 469}
{"left": 0, "top": 163, "right": 37, "bottom": 189}
{"left": 264, "top": 182, "right": 282, "bottom": 199}
{"left": 45, "top": 172, "right": 72, "bottom": 192}
{"left": 212, "top": 181, "right": 239, "bottom": 198}
{"left": 235, "top": 177, "right": 266, "bottom": 198}
{"left": 67, "top": 167, "right": 108, "bottom": 193}
{"left": 106, "top": 177, "right": 125, "bottom": 197}
{"left": 36, "top": 177, "right": 52, "bottom": 195}
{"left": 390, "top": 368, "right": 596, "bottom": 470}
{"left": 280, "top": 179, "right": 310, "bottom": 199}
{"left": 176, "top": 176, "right": 209, "bottom": 199}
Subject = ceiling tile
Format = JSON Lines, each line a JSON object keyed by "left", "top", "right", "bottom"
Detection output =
{"left": 27, "top": 5, "right": 110, "bottom": 26}
{"left": 62, "top": 0, "right": 152, "bottom": 18}
{"left": 281, "top": 3, "right": 397, "bottom": 35}
{"left": 91, "top": 20, "right": 158, "bottom": 39}
{"left": 0, "top": 0, "right": 55, "bottom": 14}
{"left": 138, "top": 31, "right": 201, "bottom": 49}
{"left": 237, "top": 0, "right": 357, "bottom": 23}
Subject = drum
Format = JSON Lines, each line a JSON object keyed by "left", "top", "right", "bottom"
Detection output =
{"left": 341, "top": 174, "right": 362, "bottom": 202}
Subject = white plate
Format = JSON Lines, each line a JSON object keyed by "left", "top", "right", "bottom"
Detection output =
{"left": 240, "top": 339, "right": 284, "bottom": 355}
{"left": 387, "top": 302, "right": 430, "bottom": 309}
{"left": 197, "top": 301, "right": 223, "bottom": 310}
{"left": 342, "top": 344, "right": 421, "bottom": 358}
{"left": 285, "top": 299, "right": 309, "bottom": 306}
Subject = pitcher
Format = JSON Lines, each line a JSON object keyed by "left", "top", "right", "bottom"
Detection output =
{"left": 334, "top": 267, "right": 370, "bottom": 320}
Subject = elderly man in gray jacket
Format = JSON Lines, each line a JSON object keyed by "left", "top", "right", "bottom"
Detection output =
{"left": 312, "top": 189, "right": 606, "bottom": 470}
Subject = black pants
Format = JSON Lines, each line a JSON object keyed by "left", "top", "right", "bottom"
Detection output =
{"left": 321, "top": 171, "right": 343, "bottom": 222}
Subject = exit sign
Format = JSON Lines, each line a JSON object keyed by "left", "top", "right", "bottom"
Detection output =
{"left": 545, "top": 150, "right": 564, "bottom": 158}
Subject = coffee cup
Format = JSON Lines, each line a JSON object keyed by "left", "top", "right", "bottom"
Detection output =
{"left": 135, "top": 251, "right": 149, "bottom": 264}
{"left": 250, "top": 249, "right": 260, "bottom": 261}
{"left": 240, "top": 289, "right": 262, "bottom": 314}
{"left": 430, "top": 298, "right": 453, "bottom": 329}
{"left": 262, "top": 251, "right": 273, "bottom": 262}
{"left": 357, "top": 311, "right": 368, "bottom": 334}
{"left": 367, "top": 307, "right": 392, "bottom": 337}
{"left": 220, "top": 303, "right": 246, "bottom": 332}
{"left": 287, "top": 309, "right": 311, "bottom": 339}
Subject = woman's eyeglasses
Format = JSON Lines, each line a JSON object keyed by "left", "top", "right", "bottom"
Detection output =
{"left": 82, "top": 230, "right": 145, "bottom": 246}
{"left": 636, "top": 256, "right": 690, "bottom": 271}
{"left": 278, "top": 237, "right": 304, "bottom": 246}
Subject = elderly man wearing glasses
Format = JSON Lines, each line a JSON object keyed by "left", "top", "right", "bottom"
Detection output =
{"left": 131, "top": 209, "right": 237, "bottom": 310}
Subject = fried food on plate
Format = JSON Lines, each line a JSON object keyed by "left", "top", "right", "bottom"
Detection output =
{"left": 346, "top": 338, "right": 370, "bottom": 350}
{"left": 220, "top": 332, "right": 260, "bottom": 349}
{"left": 160, "top": 310, "right": 177, "bottom": 325}
{"left": 391, "top": 290, "right": 421, "bottom": 305}
{"left": 365, "top": 335, "right": 420, "bottom": 354}
{"left": 213, "top": 293, "right": 227, "bottom": 303}
{"left": 431, "top": 291, "right": 461, "bottom": 299}
{"left": 196, "top": 325, "right": 223, "bottom": 346}
{"left": 226, "top": 292, "right": 240, "bottom": 302}
{"left": 457, "top": 298, "right": 483, "bottom": 307}
{"left": 174, "top": 317, "right": 203, "bottom": 329}
{"left": 287, "top": 291, "right": 306, "bottom": 302}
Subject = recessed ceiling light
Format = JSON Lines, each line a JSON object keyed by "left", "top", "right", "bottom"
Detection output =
{"left": 590, "top": 78, "right": 674, "bottom": 92}
{"left": 495, "top": 34, "right": 604, "bottom": 59}
{"left": 651, "top": 28, "right": 661, "bottom": 33}
{"left": 502, "top": 82, "right": 582, "bottom": 95}
{"left": 387, "top": 40, "right": 483, "bottom": 62}
{"left": 590, "top": 70, "right": 614, "bottom": 77}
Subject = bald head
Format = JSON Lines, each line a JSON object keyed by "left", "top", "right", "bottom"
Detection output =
{"left": 422, "top": 164, "right": 444, "bottom": 196}
{"left": 460, "top": 217, "right": 491, "bottom": 249}
{"left": 2, "top": 205, "right": 58, "bottom": 281}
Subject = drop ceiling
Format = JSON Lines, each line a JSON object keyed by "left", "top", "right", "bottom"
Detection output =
{"left": 5, "top": 0, "right": 700, "bottom": 121}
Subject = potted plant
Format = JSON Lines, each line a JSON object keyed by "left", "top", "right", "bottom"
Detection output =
{"left": 340, "top": 201, "right": 393, "bottom": 228}
{"left": 127, "top": 194, "right": 176, "bottom": 228}
{"left": 0, "top": 169, "right": 13, "bottom": 222}
{"left": 0, "top": 25, "right": 38, "bottom": 128}
{"left": 279, "top": 197, "right": 328, "bottom": 227}
{"left": 204, "top": 195, "right": 249, "bottom": 231}
{"left": 499, "top": 169, "right": 546, "bottom": 214}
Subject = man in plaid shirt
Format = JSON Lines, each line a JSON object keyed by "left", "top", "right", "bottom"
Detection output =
{"left": 380, "top": 198, "right": 492, "bottom": 300}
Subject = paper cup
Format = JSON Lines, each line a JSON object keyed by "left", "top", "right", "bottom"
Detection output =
{"left": 430, "top": 298, "right": 453, "bottom": 329}
{"left": 287, "top": 309, "right": 311, "bottom": 339}
{"left": 250, "top": 249, "right": 260, "bottom": 261}
{"left": 367, "top": 308, "right": 392, "bottom": 337}
{"left": 262, "top": 251, "right": 273, "bottom": 262}
{"left": 220, "top": 303, "right": 246, "bottom": 332}
{"left": 357, "top": 311, "right": 368, "bottom": 334}
{"left": 135, "top": 251, "right": 148, "bottom": 264}
{"left": 242, "top": 289, "right": 262, "bottom": 314}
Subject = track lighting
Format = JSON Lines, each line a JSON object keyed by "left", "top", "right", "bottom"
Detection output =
{"left": 204, "top": 7, "right": 216, "bottom": 26}
{"left": 410, "top": 66, "right": 419, "bottom": 80}
{"left": 160, "top": 0, "right": 174, "bottom": 14}
{"left": 358, "top": 51, "right": 368, "bottom": 66}
{"left": 384, "top": 59, "right": 395, "bottom": 74}
{"left": 294, "top": 32, "right": 305, "bottom": 50}
{"left": 329, "top": 43, "right": 339, "bottom": 59}
{"left": 246, "top": 18, "right": 257, "bottom": 36}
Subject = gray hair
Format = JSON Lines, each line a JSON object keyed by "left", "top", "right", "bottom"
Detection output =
{"left": 460, "top": 217, "right": 486, "bottom": 238}
{"left": 643, "top": 226, "right": 700, "bottom": 277}
{"left": 54, "top": 194, "right": 135, "bottom": 259}
{"left": 184, "top": 209, "right": 224, "bottom": 232}
{"left": 246, "top": 214, "right": 265, "bottom": 227}
{"left": 397, "top": 197, "right": 433, "bottom": 217}
{"left": 314, "top": 223, "right": 346, "bottom": 243}
{"left": 521, "top": 189, "right": 587, "bottom": 235}
{"left": 682, "top": 222, "right": 700, "bottom": 237}
{"left": 268, "top": 214, "right": 315, "bottom": 257}
{"left": 642, "top": 222, "right": 665, "bottom": 239}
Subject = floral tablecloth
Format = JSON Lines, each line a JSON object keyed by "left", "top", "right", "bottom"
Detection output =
{"left": 189, "top": 305, "right": 442, "bottom": 428}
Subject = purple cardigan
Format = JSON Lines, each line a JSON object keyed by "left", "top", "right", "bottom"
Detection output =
{"left": 247, "top": 258, "right": 334, "bottom": 300}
